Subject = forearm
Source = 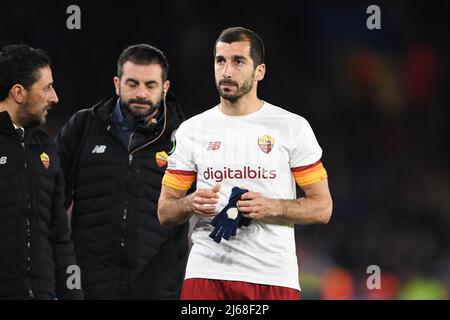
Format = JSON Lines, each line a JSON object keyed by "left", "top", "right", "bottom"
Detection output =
{"left": 276, "top": 194, "right": 333, "bottom": 225}
{"left": 158, "top": 194, "right": 194, "bottom": 226}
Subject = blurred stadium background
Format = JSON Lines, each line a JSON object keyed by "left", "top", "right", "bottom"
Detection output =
{"left": 1, "top": 0, "right": 449, "bottom": 299}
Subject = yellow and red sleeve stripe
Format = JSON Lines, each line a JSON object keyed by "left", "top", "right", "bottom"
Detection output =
{"left": 162, "top": 169, "right": 196, "bottom": 191}
{"left": 291, "top": 160, "right": 328, "bottom": 187}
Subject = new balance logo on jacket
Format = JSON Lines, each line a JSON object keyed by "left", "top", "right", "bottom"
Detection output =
{"left": 91, "top": 145, "right": 106, "bottom": 154}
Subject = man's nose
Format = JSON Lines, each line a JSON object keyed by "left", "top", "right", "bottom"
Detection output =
{"left": 136, "top": 84, "right": 149, "bottom": 99}
{"left": 50, "top": 87, "right": 59, "bottom": 104}
{"left": 222, "top": 62, "right": 233, "bottom": 78}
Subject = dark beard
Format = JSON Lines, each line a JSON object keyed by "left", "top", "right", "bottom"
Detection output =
{"left": 216, "top": 74, "right": 254, "bottom": 102}
{"left": 16, "top": 102, "right": 47, "bottom": 127}
{"left": 120, "top": 98, "right": 159, "bottom": 121}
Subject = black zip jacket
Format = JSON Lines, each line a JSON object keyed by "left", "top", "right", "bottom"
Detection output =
{"left": 0, "top": 111, "right": 83, "bottom": 300}
{"left": 56, "top": 94, "right": 189, "bottom": 299}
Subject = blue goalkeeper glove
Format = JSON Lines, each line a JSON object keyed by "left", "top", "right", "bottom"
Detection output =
{"left": 209, "top": 187, "right": 249, "bottom": 243}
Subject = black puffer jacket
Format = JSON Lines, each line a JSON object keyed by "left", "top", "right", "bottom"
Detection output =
{"left": 56, "top": 94, "right": 189, "bottom": 299}
{"left": 0, "top": 111, "right": 83, "bottom": 300}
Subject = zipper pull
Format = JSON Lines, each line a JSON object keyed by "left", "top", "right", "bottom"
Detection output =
{"left": 128, "top": 154, "right": 133, "bottom": 165}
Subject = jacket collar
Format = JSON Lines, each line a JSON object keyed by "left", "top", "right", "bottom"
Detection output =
{"left": 93, "top": 93, "right": 184, "bottom": 134}
{"left": 112, "top": 98, "right": 168, "bottom": 134}
{"left": 0, "top": 111, "right": 41, "bottom": 142}
{"left": 112, "top": 98, "right": 137, "bottom": 133}
{"left": 0, "top": 111, "right": 22, "bottom": 141}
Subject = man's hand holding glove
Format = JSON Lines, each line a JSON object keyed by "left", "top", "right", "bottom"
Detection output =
{"left": 209, "top": 187, "right": 252, "bottom": 243}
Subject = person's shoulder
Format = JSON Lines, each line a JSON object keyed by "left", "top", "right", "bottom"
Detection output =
{"left": 63, "top": 107, "right": 95, "bottom": 131}
{"left": 178, "top": 105, "right": 219, "bottom": 129}
{"left": 264, "top": 102, "right": 309, "bottom": 126}
{"left": 34, "top": 128, "right": 56, "bottom": 147}
{"left": 68, "top": 96, "right": 114, "bottom": 125}
{"left": 62, "top": 107, "right": 91, "bottom": 125}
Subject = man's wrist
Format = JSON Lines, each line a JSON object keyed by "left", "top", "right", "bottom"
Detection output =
{"left": 275, "top": 199, "right": 288, "bottom": 218}
{"left": 181, "top": 193, "right": 195, "bottom": 215}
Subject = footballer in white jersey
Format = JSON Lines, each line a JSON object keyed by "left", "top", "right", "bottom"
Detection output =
{"left": 158, "top": 27, "right": 332, "bottom": 300}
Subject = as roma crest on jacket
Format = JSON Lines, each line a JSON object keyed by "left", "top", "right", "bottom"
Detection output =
{"left": 155, "top": 151, "right": 169, "bottom": 168}
{"left": 40, "top": 152, "right": 50, "bottom": 169}
{"left": 258, "top": 135, "right": 274, "bottom": 154}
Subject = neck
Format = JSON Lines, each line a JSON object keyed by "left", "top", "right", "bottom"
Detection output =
{"left": 0, "top": 101, "right": 19, "bottom": 125}
{"left": 219, "top": 92, "right": 263, "bottom": 116}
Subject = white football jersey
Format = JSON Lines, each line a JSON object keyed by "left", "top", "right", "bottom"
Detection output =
{"left": 162, "top": 101, "right": 328, "bottom": 290}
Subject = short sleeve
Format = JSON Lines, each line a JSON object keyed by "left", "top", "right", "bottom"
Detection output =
{"left": 162, "top": 123, "right": 197, "bottom": 190}
{"left": 290, "top": 118, "right": 328, "bottom": 187}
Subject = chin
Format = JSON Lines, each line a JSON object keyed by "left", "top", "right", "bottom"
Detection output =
{"left": 221, "top": 94, "right": 239, "bottom": 102}
{"left": 131, "top": 108, "right": 150, "bottom": 116}
{"left": 131, "top": 106, "right": 150, "bottom": 113}
{"left": 38, "top": 114, "right": 48, "bottom": 125}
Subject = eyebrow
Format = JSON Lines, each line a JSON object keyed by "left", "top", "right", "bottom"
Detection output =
{"left": 215, "top": 55, "right": 248, "bottom": 61}
{"left": 125, "top": 78, "right": 158, "bottom": 85}
{"left": 233, "top": 55, "right": 248, "bottom": 61}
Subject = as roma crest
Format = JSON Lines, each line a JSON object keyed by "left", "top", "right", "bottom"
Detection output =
{"left": 258, "top": 135, "right": 274, "bottom": 154}
{"left": 155, "top": 151, "right": 169, "bottom": 168}
{"left": 40, "top": 152, "right": 50, "bottom": 169}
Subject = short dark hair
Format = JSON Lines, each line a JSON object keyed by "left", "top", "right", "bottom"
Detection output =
{"left": 0, "top": 44, "right": 51, "bottom": 101}
{"left": 117, "top": 44, "right": 169, "bottom": 81}
{"left": 214, "top": 27, "right": 265, "bottom": 68}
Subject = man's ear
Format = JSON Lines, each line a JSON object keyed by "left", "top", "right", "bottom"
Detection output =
{"left": 10, "top": 84, "right": 27, "bottom": 104}
{"left": 163, "top": 80, "right": 170, "bottom": 93}
{"left": 255, "top": 64, "right": 266, "bottom": 82}
{"left": 113, "top": 76, "right": 120, "bottom": 96}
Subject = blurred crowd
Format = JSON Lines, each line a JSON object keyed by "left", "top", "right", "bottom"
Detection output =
{"left": 294, "top": 2, "right": 449, "bottom": 299}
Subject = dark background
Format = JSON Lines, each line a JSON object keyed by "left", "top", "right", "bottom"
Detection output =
{"left": 1, "top": 0, "right": 449, "bottom": 299}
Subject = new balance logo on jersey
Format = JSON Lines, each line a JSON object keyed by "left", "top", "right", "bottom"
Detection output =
{"left": 206, "top": 141, "right": 221, "bottom": 151}
{"left": 0, "top": 156, "right": 7, "bottom": 164}
{"left": 92, "top": 145, "right": 106, "bottom": 154}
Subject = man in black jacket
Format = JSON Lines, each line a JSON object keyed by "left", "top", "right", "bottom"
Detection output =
{"left": 0, "top": 44, "right": 83, "bottom": 299}
{"left": 56, "top": 44, "right": 189, "bottom": 299}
